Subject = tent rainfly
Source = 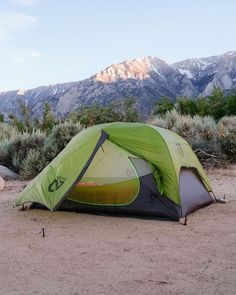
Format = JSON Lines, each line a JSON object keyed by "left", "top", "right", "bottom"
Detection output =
{"left": 16, "top": 122, "right": 215, "bottom": 220}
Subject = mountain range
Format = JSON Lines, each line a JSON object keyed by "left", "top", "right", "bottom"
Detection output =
{"left": 0, "top": 50, "right": 236, "bottom": 119}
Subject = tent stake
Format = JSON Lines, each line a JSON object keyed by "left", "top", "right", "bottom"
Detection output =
{"left": 42, "top": 227, "right": 45, "bottom": 237}
{"left": 184, "top": 216, "right": 188, "bottom": 225}
{"left": 179, "top": 217, "right": 188, "bottom": 225}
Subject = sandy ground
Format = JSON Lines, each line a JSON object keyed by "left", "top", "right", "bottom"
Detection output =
{"left": 0, "top": 166, "right": 235, "bottom": 295}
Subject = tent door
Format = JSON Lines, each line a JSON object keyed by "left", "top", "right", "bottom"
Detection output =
{"left": 179, "top": 168, "right": 213, "bottom": 216}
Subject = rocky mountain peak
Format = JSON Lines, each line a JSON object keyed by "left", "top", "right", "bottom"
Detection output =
{"left": 174, "top": 50, "right": 236, "bottom": 95}
{"left": 94, "top": 56, "right": 168, "bottom": 83}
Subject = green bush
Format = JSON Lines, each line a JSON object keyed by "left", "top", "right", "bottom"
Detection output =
{"left": 151, "top": 88, "right": 235, "bottom": 120}
{"left": 175, "top": 97, "right": 197, "bottom": 116}
{"left": 69, "top": 98, "right": 139, "bottom": 127}
{"left": 43, "top": 123, "right": 83, "bottom": 162}
{"left": 18, "top": 123, "right": 82, "bottom": 179}
{"left": 152, "top": 97, "right": 174, "bottom": 116}
{"left": 0, "top": 123, "right": 83, "bottom": 179}
{"left": 0, "top": 130, "right": 46, "bottom": 173}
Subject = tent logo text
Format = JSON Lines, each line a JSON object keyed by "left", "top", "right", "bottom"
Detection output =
{"left": 48, "top": 176, "right": 66, "bottom": 192}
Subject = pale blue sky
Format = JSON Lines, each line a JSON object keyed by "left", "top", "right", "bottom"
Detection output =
{"left": 0, "top": 0, "right": 236, "bottom": 91}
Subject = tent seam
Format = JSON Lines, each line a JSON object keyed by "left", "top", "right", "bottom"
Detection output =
{"left": 147, "top": 125, "right": 181, "bottom": 205}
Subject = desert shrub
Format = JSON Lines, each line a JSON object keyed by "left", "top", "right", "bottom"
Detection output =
{"left": 0, "top": 123, "right": 19, "bottom": 142}
{"left": 189, "top": 137, "right": 223, "bottom": 157}
{"left": 16, "top": 123, "right": 84, "bottom": 178}
{"left": 43, "top": 123, "right": 83, "bottom": 162}
{"left": 217, "top": 116, "right": 236, "bottom": 158}
{"left": 191, "top": 116, "right": 218, "bottom": 140}
{"left": 149, "top": 110, "right": 232, "bottom": 167}
{"left": 177, "top": 114, "right": 216, "bottom": 139}
{"left": 0, "top": 130, "right": 46, "bottom": 173}
{"left": 148, "top": 116, "right": 167, "bottom": 128}
{"left": 20, "top": 149, "right": 46, "bottom": 180}
{"left": 0, "top": 140, "right": 11, "bottom": 166}
{"left": 149, "top": 109, "right": 180, "bottom": 129}
{"left": 0, "top": 122, "right": 83, "bottom": 179}
{"left": 171, "top": 114, "right": 194, "bottom": 138}
{"left": 218, "top": 116, "right": 236, "bottom": 133}
{"left": 218, "top": 132, "right": 236, "bottom": 157}
{"left": 149, "top": 111, "right": 217, "bottom": 142}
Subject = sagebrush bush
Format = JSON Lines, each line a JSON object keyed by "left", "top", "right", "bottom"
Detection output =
{"left": 43, "top": 123, "right": 83, "bottom": 162}
{"left": 149, "top": 111, "right": 236, "bottom": 165}
{"left": 218, "top": 132, "right": 236, "bottom": 157}
{"left": 191, "top": 116, "right": 217, "bottom": 140}
{"left": 0, "top": 123, "right": 18, "bottom": 142}
{"left": 0, "top": 140, "right": 11, "bottom": 166}
{"left": 0, "top": 123, "right": 83, "bottom": 179}
{"left": 149, "top": 111, "right": 217, "bottom": 141}
{"left": 148, "top": 110, "right": 178, "bottom": 129}
{"left": 41, "top": 123, "right": 83, "bottom": 177}
{"left": 0, "top": 130, "right": 46, "bottom": 173}
{"left": 217, "top": 116, "right": 236, "bottom": 158}
{"left": 20, "top": 149, "right": 46, "bottom": 180}
{"left": 218, "top": 116, "right": 236, "bottom": 133}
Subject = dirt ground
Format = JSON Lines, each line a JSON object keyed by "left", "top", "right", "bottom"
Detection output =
{"left": 0, "top": 166, "right": 235, "bottom": 295}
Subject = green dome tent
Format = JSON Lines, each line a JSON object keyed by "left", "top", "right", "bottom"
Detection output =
{"left": 16, "top": 122, "right": 214, "bottom": 220}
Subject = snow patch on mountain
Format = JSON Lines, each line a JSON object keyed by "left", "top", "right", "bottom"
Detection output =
{"left": 178, "top": 69, "right": 193, "bottom": 79}
{"left": 17, "top": 89, "right": 25, "bottom": 95}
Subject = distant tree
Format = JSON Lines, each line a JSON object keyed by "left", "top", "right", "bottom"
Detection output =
{"left": 32, "top": 117, "right": 41, "bottom": 129}
{"left": 153, "top": 97, "right": 174, "bottom": 116}
{"left": 8, "top": 113, "right": 24, "bottom": 132}
{"left": 110, "top": 98, "right": 138, "bottom": 122}
{"left": 41, "top": 102, "right": 56, "bottom": 133}
{"left": 207, "top": 87, "right": 226, "bottom": 120}
{"left": 0, "top": 113, "right": 4, "bottom": 123}
{"left": 175, "top": 97, "right": 197, "bottom": 116}
{"left": 196, "top": 97, "right": 211, "bottom": 117}
{"left": 225, "top": 91, "right": 236, "bottom": 116}
{"left": 69, "top": 104, "right": 111, "bottom": 127}
{"left": 69, "top": 97, "right": 138, "bottom": 127}
{"left": 19, "top": 100, "right": 33, "bottom": 132}
{"left": 8, "top": 100, "right": 35, "bottom": 132}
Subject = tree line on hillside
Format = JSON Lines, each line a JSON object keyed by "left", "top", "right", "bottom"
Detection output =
{"left": 153, "top": 87, "right": 236, "bottom": 119}
{"left": 0, "top": 87, "right": 235, "bottom": 133}
{"left": 0, "top": 98, "right": 138, "bottom": 134}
